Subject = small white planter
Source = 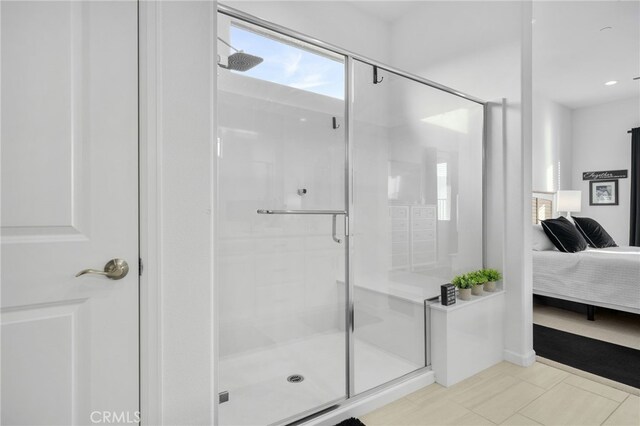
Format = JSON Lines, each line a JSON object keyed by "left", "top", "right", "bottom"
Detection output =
{"left": 458, "top": 288, "right": 471, "bottom": 300}
{"left": 484, "top": 281, "right": 497, "bottom": 292}
{"left": 471, "top": 285, "right": 483, "bottom": 296}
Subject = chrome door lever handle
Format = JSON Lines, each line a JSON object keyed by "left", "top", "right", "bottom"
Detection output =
{"left": 76, "top": 258, "right": 129, "bottom": 280}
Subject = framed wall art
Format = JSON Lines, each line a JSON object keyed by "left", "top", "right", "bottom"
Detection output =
{"left": 589, "top": 180, "right": 618, "bottom": 206}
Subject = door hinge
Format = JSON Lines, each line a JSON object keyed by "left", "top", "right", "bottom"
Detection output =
{"left": 139, "top": 258, "right": 143, "bottom": 276}
{"left": 219, "top": 391, "right": 229, "bottom": 404}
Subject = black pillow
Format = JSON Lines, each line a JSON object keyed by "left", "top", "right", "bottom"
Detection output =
{"left": 572, "top": 216, "right": 617, "bottom": 248}
{"left": 541, "top": 216, "right": 588, "bottom": 253}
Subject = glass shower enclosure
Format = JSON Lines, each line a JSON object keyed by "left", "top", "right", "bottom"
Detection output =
{"left": 216, "top": 6, "right": 485, "bottom": 425}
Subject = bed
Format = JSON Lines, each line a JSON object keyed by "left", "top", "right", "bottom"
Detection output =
{"left": 532, "top": 246, "right": 640, "bottom": 319}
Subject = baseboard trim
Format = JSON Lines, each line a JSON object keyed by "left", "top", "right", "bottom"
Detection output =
{"left": 306, "top": 370, "right": 435, "bottom": 425}
{"left": 503, "top": 349, "right": 536, "bottom": 367}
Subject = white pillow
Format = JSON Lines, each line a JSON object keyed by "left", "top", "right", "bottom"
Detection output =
{"left": 532, "top": 224, "right": 556, "bottom": 251}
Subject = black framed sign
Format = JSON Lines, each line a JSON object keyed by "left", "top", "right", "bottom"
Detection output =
{"left": 589, "top": 180, "right": 618, "bottom": 206}
{"left": 582, "top": 170, "right": 627, "bottom": 181}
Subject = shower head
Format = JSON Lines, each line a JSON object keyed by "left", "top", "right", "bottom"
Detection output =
{"left": 220, "top": 52, "right": 264, "bottom": 72}
{"left": 217, "top": 36, "right": 263, "bottom": 72}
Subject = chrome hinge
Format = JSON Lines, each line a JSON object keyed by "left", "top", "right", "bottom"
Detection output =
{"left": 139, "top": 258, "right": 143, "bottom": 276}
{"left": 219, "top": 391, "right": 229, "bottom": 404}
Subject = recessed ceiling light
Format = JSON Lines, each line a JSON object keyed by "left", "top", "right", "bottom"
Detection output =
{"left": 604, "top": 80, "right": 618, "bottom": 86}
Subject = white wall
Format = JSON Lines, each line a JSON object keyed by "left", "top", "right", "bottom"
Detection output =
{"left": 216, "top": 72, "right": 346, "bottom": 348}
{"left": 222, "top": 1, "right": 392, "bottom": 64}
{"left": 532, "top": 93, "right": 573, "bottom": 192}
{"left": 140, "top": 1, "right": 216, "bottom": 424}
{"left": 571, "top": 96, "right": 640, "bottom": 245}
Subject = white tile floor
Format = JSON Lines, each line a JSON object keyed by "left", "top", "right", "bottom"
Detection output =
{"left": 362, "top": 362, "right": 640, "bottom": 426}
{"left": 218, "top": 330, "right": 421, "bottom": 425}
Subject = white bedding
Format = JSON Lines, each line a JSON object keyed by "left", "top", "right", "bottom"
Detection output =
{"left": 532, "top": 246, "right": 640, "bottom": 312}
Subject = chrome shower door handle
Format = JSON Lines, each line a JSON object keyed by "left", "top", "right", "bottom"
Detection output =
{"left": 76, "top": 258, "right": 130, "bottom": 280}
{"left": 256, "top": 209, "right": 346, "bottom": 243}
{"left": 332, "top": 214, "right": 342, "bottom": 244}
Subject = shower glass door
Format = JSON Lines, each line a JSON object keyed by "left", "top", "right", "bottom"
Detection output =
{"left": 351, "top": 60, "right": 485, "bottom": 394}
{"left": 216, "top": 13, "right": 347, "bottom": 426}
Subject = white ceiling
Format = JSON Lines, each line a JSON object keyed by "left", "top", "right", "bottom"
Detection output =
{"left": 347, "top": 1, "right": 421, "bottom": 23}
{"left": 533, "top": 1, "right": 639, "bottom": 109}
{"left": 348, "top": 0, "right": 640, "bottom": 110}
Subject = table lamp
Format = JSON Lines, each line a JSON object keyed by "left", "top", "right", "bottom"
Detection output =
{"left": 556, "top": 190, "right": 581, "bottom": 218}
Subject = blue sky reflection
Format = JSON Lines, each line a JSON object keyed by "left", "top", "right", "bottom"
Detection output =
{"left": 230, "top": 25, "right": 344, "bottom": 99}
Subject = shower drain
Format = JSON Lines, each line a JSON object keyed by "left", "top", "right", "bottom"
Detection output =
{"left": 287, "top": 374, "right": 304, "bottom": 383}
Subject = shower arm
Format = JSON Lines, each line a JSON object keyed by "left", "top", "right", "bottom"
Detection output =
{"left": 217, "top": 37, "right": 239, "bottom": 53}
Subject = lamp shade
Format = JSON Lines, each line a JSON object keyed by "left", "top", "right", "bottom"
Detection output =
{"left": 556, "top": 190, "right": 582, "bottom": 213}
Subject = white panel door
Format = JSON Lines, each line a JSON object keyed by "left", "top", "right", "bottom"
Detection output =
{"left": 1, "top": 1, "right": 139, "bottom": 425}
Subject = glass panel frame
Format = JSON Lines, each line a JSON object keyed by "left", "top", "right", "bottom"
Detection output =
{"left": 350, "top": 59, "right": 485, "bottom": 394}
{"left": 216, "top": 4, "right": 487, "bottom": 425}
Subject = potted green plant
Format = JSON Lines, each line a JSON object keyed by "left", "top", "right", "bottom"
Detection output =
{"left": 451, "top": 273, "right": 473, "bottom": 301}
{"left": 481, "top": 268, "right": 502, "bottom": 292}
{"left": 469, "top": 271, "right": 487, "bottom": 296}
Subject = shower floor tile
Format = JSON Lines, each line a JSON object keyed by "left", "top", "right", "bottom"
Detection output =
{"left": 218, "top": 330, "right": 422, "bottom": 425}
